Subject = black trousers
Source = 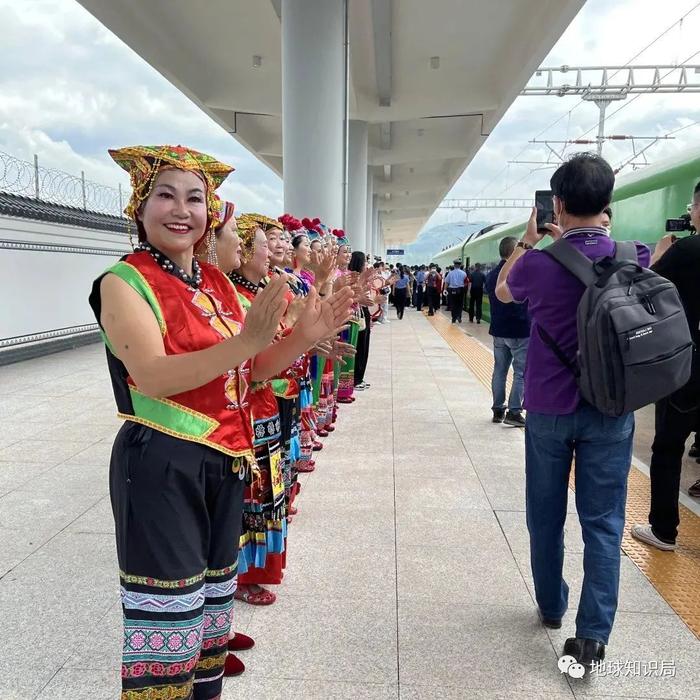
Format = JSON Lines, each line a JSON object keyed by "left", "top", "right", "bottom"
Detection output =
{"left": 111, "top": 422, "right": 245, "bottom": 699}
{"left": 448, "top": 288, "right": 464, "bottom": 322}
{"left": 426, "top": 287, "right": 439, "bottom": 315}
{"left": 395, "top": 287, "right": 408, "bottom": 319}
{"left": 469, "top": 288, "right": 484, "bottom": 322}
{"left": 414, "top": 284, "right": 425, "bottom": 311}
{"left": 354, "top": 307, "right": 371, "bottom": 385}
{"left": 649, "top": 399, "right": 700, "bottom": 542}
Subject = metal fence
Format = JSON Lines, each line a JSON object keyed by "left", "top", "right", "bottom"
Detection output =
{"left": 0, "top": 150, "right": 128, "bottom": 217}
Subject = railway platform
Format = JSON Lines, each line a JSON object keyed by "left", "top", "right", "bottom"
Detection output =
{"left": 0, "top": 307, "right": 698, "bottom": 699}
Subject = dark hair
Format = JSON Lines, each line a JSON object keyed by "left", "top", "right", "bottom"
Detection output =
{"left": 291, "top": 233, "right": 308, "bottom": 248}
{"left": 499, "top": 236, "right": 517, "bottom": 259}
{"left": 399, "top": 264, "right": 406, "bottom": 279}
{"left": 550, "top": 152, "right": 614, "bottom": 217}
{"left": 348, "top": 250, "right": 366, "bottom": 273}
{"left": 373, "top": 261, "right": 382, "bottom": 269}
{"left": 603, "top": 206, "right": 613, "bottom": 219}
{"left": 694, "top": 180, "right": 700, "bottom": 196}
{"left": 475, "top": 262, "right": 482, "bottom": 270}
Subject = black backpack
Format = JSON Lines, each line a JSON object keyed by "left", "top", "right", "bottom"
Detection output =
{"left": 539, "top": 239, "right": 694, "bottom": 417}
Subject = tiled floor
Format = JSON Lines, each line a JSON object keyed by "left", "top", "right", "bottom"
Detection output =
{"left": 0, "top": 309, "right": 697, "bottom": 699}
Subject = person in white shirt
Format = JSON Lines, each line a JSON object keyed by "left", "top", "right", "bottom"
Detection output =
{"left": 444, "top": 260, "right": 468, "bottom": 323}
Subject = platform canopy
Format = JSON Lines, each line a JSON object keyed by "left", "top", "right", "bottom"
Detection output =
{"left": 77, "top": 0, "right": 583, "bottom": 244}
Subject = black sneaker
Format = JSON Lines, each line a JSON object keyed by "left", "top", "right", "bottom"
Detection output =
{"left": 687, "top": 479, "right": 700, "bottom": 498}
{"left": 503, "top": 411, "right": 526, "bottom": 427}
{"left": 492, "top": 409, "right": 505, "bottom": 423}
{"left": 689, "top": 443, "right": 699, "bottom": 459}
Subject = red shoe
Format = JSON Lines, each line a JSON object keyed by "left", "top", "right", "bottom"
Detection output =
{"left": 337, "top": 398, "right": 352, "bottom": 404}
{"left": 228, "top": 632, "right": 255, "bottom": 652}
{"left": 224, "top": 653, "right": 245, "bottom": 676}
{"left": 312, "top": 441, "right": 323, "bottom": 451}
{"left": 317, "top": 429, "right": 329, "bottom": 437}
{"left": 326, "top": 425, "right": 336, "bottom": 432}
{"left": 288, "top": 505, "right": 298, "bottom": 515}
{"left": 234, "top": 587, "right": 276, "bottom": 605}
{"left": 297, "top": 462, "right": 315, "bottom": 473}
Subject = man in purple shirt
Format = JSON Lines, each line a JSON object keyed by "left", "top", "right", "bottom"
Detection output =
{"left": 495, "top": 153, "right": 650, "bottom": 670}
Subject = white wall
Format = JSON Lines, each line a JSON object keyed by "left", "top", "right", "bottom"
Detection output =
{"left": 0, "top": 215, "right": 129, "bottom": 343}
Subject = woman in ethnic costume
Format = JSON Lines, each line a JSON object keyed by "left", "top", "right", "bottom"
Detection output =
{"left": 276, "top": 215, "right": 307, "bottom": 508}
{"left": 335, "top": 231, "right": 361, "bottom": 404}
{"left": 227, "top": 215, "right": 287, "bottom": 607}
{"left": 350, "top": 251, "right": 373, "bottom": 391}
{"left": 289, "top": 225, "right": 321, "bottom": 469}
{"left": 302, "top": 219, "right": 335, "bottom": 437}
{"left": 190, "top": 197, "right": 254, "bottom": 678}
{"left": 89, "top": 145, "right": 353, "bottom": 700}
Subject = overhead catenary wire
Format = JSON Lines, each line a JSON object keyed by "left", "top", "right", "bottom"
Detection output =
{"left": 574, "top": 48, "right": 700, "bottom": 141}
{"left": 490, "top": 2, "right": 700, "bottom": 196}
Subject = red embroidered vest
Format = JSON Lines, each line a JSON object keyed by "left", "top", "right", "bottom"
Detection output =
{"left": 96, "top": 252, "right": 255, "bottom": 464}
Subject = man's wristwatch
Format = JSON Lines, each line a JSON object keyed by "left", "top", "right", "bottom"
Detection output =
{"left": 516, "top": 241, "right": 533, "bottom": 250}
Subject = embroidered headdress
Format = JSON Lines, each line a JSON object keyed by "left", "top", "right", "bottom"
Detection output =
{"left": 278, "top": 213, "right": 303, "bottom": 233}
{"left": 332, "top": 228, "right": 349, "bottom": 247}
{"left": 213, "top": 196, "right": 236, "bottom": 230}
{"left": 243, "top": 212, "right": 282, "bottom": 233}
{"left": 236, "top": 213, "right": 262, "bottom": 263}
{"left": 108, "top": 144, "right": 234, "bottom": 248}
{"left": 301, "top": 217, "right": 323, "bottom": 242}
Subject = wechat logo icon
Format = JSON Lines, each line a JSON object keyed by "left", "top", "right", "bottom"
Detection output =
{"left": 558, "top": 654, "right": 586, "bottom": 679}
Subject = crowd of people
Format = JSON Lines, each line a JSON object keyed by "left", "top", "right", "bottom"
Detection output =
{"left": 89, "top": 144, "right": 699, "bottom": 698}
{"left": 369, "top": 260, "right": 487, "bottom": 322}
{"left": 89, "top": 144, "right": 391, "bottom": 699}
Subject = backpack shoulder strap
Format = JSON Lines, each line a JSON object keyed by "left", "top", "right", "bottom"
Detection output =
{"left": 615, "top": 240, "right": 638, "bottom": 263}
{"left": 541, "top": 238, "right": 597, "bottom": 286}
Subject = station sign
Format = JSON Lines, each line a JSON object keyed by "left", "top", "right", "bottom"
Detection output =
{"left": 386, "top": 248, "right": 404, "bottom": 255}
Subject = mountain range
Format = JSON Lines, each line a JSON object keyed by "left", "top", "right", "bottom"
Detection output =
{"left": 386, "top": 221, "right": 489, "bottom": 265}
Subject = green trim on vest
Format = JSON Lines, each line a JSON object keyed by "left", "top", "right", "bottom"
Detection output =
{"left": 107, "top": 261, "right": 167, "bottom": 335}
{"left": 130, "top": 388, "right": 218, "bottom": 438}
{"left": 236, "top": 290, "right": 251, "bottom": 311}
{"left": 270, "top": 378, "right": 290, "bottom": 397}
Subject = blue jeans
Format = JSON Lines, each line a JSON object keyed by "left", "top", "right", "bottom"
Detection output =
{"left": 491, "top": 336, "right": 528, "bottom": 413}
{"left": 525, "top": 404, "right": 634, "bottom": 644}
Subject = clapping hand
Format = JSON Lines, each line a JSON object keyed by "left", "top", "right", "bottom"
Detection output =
{"left": 240, "top": 274, "right": 289, "bottom": 353}
{"left": 333, "top": 270, "right": 359, "bottom": 292}
{"left": 295, "top": 286, "right": 355, "bottom": 345}
{"left": 331, "top": 339, "right": 356, "bottom": 360}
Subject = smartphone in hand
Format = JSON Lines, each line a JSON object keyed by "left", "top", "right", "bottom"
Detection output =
{"left": 535, "top": 190, "right": 554, "bottom": 232}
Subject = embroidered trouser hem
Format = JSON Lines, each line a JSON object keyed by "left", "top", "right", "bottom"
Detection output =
{"left": 111, "top": 423, "right": 245, "bottom": 700}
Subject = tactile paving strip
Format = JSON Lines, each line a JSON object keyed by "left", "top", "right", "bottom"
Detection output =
{"left": 428, "top": 310, "right": 700, "bottom": 639}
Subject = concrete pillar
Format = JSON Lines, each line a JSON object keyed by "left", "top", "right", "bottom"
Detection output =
{"left": 375, "top": 207, "right": 382, "bottom": 258}
{"left": 365, "top": 170, "right": 374, "bottom": 259}
{"left": 346, "top": 120, "right": 368, "bottom": 253}
{"left": 282, "top": 0, "right": 345, "bottom": 227}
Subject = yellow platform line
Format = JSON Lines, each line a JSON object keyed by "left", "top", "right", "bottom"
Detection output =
{"left": 427, "top": 310, "right": 700, "bottom": 639}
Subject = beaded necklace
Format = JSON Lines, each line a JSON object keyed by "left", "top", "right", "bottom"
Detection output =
{"left": 134, "top": 241, "right": 202, "bottom": 287}
{"left": 228, "top": 271, "right": 260, "bottom": 295}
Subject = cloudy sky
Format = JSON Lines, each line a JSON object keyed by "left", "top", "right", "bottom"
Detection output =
{"left": 2, "top": 0, "right": 700, "bottom": 235}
